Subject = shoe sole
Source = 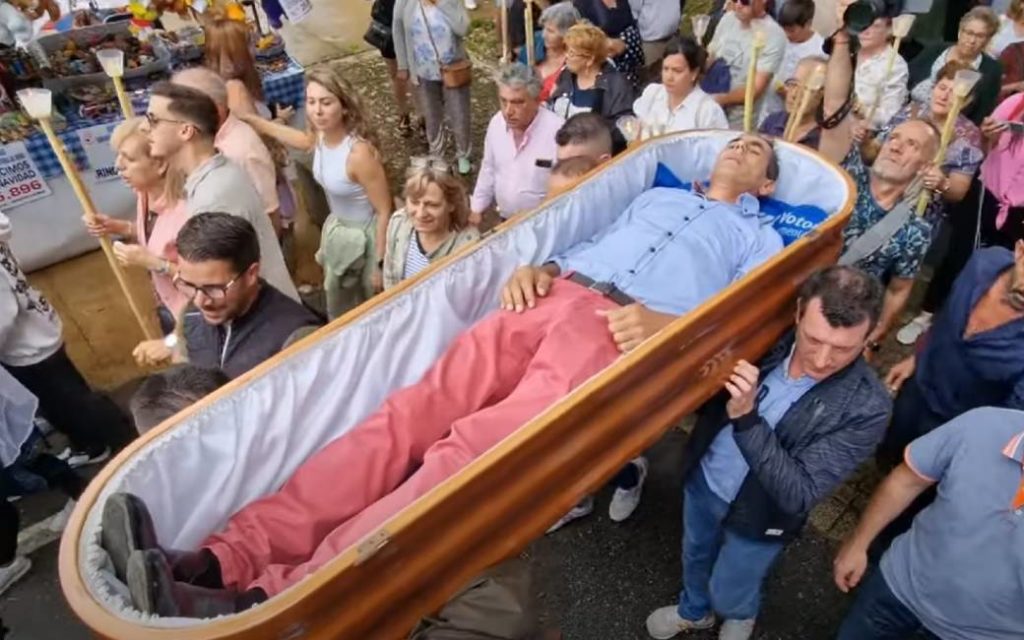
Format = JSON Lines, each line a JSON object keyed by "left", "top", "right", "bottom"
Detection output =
{"left": 126, "top": 551, "right": 157, "bottom": 614}
{"left": 0, "top": 559, "right": 31, "bottom": 597}
{"left": 101, "top": 495, "right": 138, "bottom": 582}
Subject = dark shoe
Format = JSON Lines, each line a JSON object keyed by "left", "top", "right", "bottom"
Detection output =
{"left": 101, "top": 493, "right": 159, "bottom": 582}
{"left": 398, "top": 113, "right": 413, "bottom": 137}
{"left": 126, "top": 550, "right": 265, "bottom": 618}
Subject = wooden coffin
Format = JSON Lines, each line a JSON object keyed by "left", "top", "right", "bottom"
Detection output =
{"left": 58, "top": 131, "right": 855, "bottom": 639}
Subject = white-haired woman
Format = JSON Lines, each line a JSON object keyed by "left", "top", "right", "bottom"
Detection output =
{"left": 522, "top": 1, "right": 580, "bottom": 102}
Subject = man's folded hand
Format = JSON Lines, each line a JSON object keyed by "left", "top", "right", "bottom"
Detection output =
{"left": 598, "top": 303, "right": 673, "bottom": 352}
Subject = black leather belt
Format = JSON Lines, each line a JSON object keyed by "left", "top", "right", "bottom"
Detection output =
{"left": 567, "top": 272, "right": 635, "bottom": 306}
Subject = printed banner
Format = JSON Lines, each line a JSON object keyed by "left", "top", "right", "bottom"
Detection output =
{"left": 0, "top": 142, "right": 52, "bottom": 209}
{"left": 77, "top": 122, "right": 121, "bottom": 184}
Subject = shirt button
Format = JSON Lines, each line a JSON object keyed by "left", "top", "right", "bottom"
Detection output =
{"left": 666, "top": 231, "right": 673, "bottom": 237}
{"left": 649, "top": 247, "right": 656, "bottom": 253}
{"left": 628, "top": 269, "right": 635, "bottom": 275}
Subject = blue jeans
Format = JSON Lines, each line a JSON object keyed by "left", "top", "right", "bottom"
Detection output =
{"left": 836, "top": 569, "right": 939, "bottom": 640}
{"left": 677, "top": 469, "right": 785, "bottom": 621}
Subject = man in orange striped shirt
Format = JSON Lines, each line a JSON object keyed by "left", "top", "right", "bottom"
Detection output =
{"left": 832, "top": 406, "right": 1024, "bottom": 640}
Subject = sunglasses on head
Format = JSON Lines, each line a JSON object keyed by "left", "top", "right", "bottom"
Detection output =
{"left": 410, "top": 156, "right": 452, "bottom": 173}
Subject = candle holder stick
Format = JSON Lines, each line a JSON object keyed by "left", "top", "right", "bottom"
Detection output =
{"left": 743, "top": 30, "right": 766, "bottom": 133}
{"left": 914, "top": 69, "right": 980, "bottom": 216}
{"left": 17, "top": 89, "right": 155, "bottom": 340}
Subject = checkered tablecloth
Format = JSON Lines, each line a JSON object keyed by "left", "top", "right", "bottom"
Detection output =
{"left": 23, "top": 59, "right": 306, "bottom": 179}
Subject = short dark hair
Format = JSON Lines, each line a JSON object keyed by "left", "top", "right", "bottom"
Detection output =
{"left": 778, "top": 0, "right": 815, "bottom": 27}
{"left": 731, "top": 134, "right": 780, "bottom": 181}
{"left": 555, "top": 112, "right": 613, "bottom": 156}
{"left": 176, "top": 212, "right": 260, "bottom": 274}
{"left": 150, "top": 81, "right": 220, "bottom": 139}
{"left": 798, "top": 266, "right": 884, "bottom": 330}
{"left": 663, "top": 35, "right": 708, "bottom": 76}
{"left": 130, "top": 365, "right": 229, "bottom": 433}
{"left": 551, "top": 155, "right": 599, "bottom": 180}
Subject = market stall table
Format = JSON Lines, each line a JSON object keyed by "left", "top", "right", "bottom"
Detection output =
{"left": 6, "top": 57, "right": 306, "bottom": 272}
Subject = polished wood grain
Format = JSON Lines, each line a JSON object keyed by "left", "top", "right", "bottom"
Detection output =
{"left": 59, "top": 135, "right": 855, "bottom": 640}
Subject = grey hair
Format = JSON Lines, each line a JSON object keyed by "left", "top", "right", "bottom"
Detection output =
{"left": 172, "top": 67, "right": 229, "bottom": 110}
{"left": 539, "top": 1, "right": 580, "bottom": 34}
{"left": 495, "top": 63, "right": 542, "bottom": 98}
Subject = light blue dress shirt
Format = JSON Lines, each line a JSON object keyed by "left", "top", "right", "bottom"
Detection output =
{"left": 701, "top": 350, "right": 817, "bottom": 504}
{"left": 551, "top": 187, "right": 783, "bottom": 316}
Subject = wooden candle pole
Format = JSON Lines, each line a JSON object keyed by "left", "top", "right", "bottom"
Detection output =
{"left": 111, "top": 75, "right": 134, "bottom": 118}
{"left": 33, "top": 113, "right": 156, "bottom": 340}
{"left": 782, "top": 83, "right": 805, "bottom": 142}
{"left": 915, "top": 70, "right": 980, "bottom": 216}
{"left": 524, "top": 0, "right": 535, "bottom": 66}
{"left": 97, "top": 50, "right": 134, "bottom": 118}
{"left": 500, "top": 0, "right": 510, "bottom": 62}
{"left": 864, "top": 14, "right": 915, "bottom": 127}
{"left": 784, "top": 67, "right": 825, "bottom": 142}
{"left": 743, "top": 31, "right": 766, "bottom": 133}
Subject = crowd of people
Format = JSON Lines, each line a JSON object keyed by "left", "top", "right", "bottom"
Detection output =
{"left": 1, "top": 0, "right": 1023, "bottom": 638}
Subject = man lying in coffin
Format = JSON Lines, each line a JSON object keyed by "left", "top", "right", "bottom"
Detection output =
{"left": 101, "top": 134, "right": 786, "bottom": 617}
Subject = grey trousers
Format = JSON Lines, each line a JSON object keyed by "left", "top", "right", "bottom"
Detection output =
{"left": 416, "top": 78, "right": 472, "bottom": 160}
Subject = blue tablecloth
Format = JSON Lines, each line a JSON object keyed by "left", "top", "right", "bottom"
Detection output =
{"left": 24, "top": 58, "right": 306, "bottom": 179}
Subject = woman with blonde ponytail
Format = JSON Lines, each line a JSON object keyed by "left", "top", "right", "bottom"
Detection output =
{"left": 240, "top": 65, "right": 393, "bottom": 319}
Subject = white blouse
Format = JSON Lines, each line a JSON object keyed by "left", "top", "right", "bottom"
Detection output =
{"left": 632, "top": 84, "right": 729, "bottom": 136}
{"left": 855, "top": 47, "right": 910, "bottom": 129}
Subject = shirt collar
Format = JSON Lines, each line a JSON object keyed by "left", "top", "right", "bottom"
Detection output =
{"left": 1003, "top": 431, "right": 1024, "bottom": 465}
{"left": 505, "top": 109, "right": 547, "bottom": 147}
{"left": 691, "top": 182, "right": 763, "bottom": 218}
{"left": 780, "top": 346, "right": 815, "bottom": 384}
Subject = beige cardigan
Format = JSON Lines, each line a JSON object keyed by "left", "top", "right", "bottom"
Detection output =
{"left": 382, "top": 209, "right": 480, "bottom": 289}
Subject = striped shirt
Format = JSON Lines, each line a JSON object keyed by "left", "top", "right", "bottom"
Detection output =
{"left": 403, "top": 233, "right": 432, "bottom": 279}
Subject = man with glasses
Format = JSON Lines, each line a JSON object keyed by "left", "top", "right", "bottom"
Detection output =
{"left": 142, "top": 82, "right": 299, "bottom": 303}
{"left": 907, "top": 6, "right": 1002, "bottom": 125}
{"left": 132, "top": 213, "right": 319, "bottom": 379}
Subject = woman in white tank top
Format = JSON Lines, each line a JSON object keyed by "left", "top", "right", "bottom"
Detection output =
{"left": 240, "top": 66, "right": 394, "bottom": 319}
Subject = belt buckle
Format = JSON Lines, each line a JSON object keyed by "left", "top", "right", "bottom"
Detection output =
{"left": 588, "top": 280, "right": 615, "bottom": 297}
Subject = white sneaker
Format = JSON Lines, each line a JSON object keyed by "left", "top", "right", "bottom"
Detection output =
{"left": 0, "top": 556, "right": 31, "bottom": 596}
{"left": 719, "top": 618, "right": 756, "bottom": 640}
{"left": 645, "top": 606, "right": 715, "bottom": 639}
{"left": 463, "top": 0, "right": 477, "bottom": 9}
{"left": 546, "top": 495, "right": 594, "bottom": 534}
{"left": 609, "top": 457, "right": 648, "bottom": 522}
{"left": 48, "top": 499, "right": 76, "bottom": 533}
{"left": 896, "top": 312, "right": 932, "bottom": 345}
{"left": 65, "top": 447, "right": 111, "bottom": 469}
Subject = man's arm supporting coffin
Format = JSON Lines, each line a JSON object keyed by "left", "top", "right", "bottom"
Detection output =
{"left": 59, "top": 131, "right": 855, "bottom": 639}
